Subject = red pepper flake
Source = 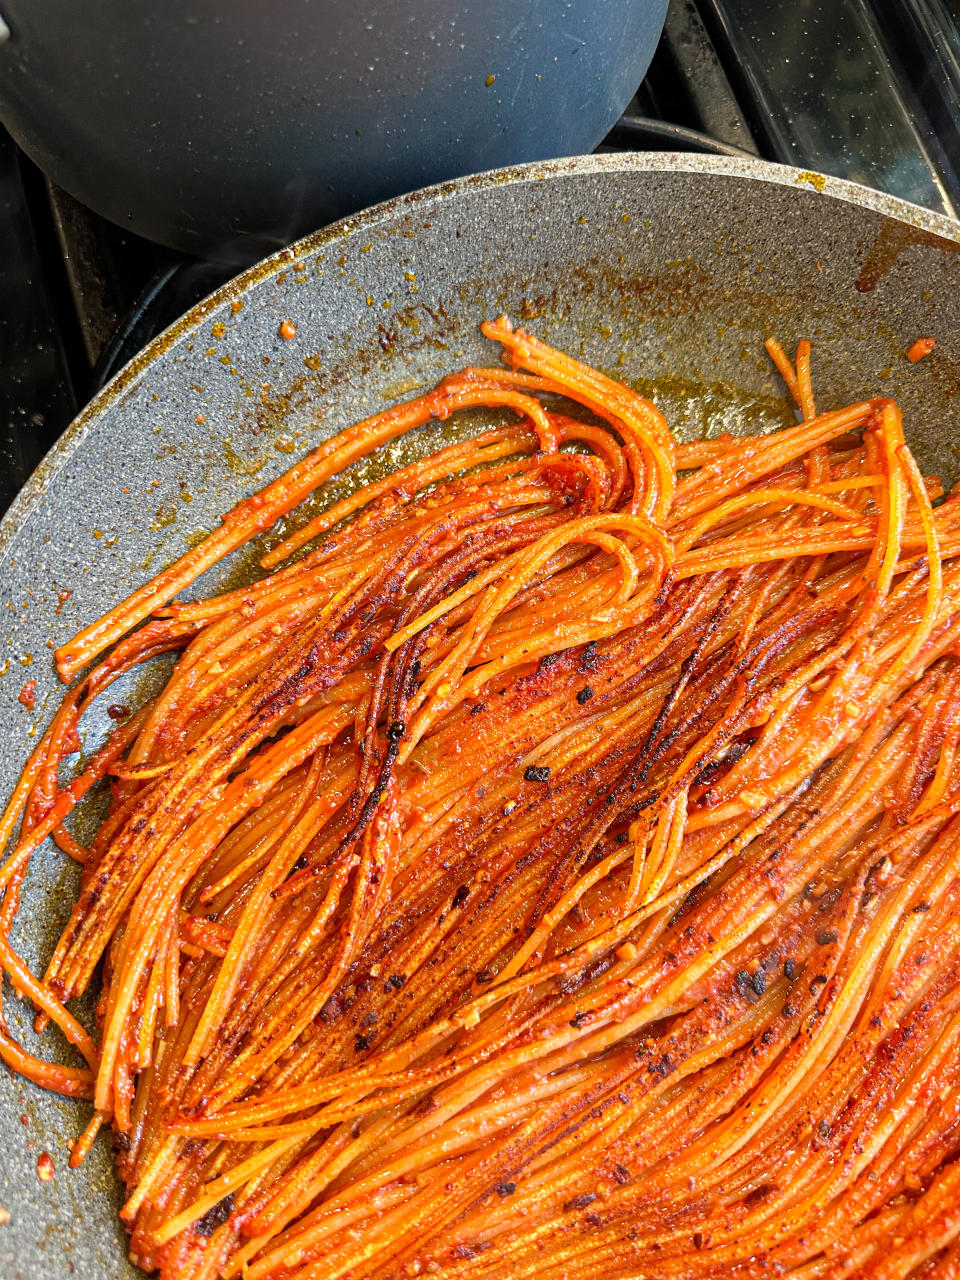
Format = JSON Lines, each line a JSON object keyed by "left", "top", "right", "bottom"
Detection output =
{"left": 278, "top": 319, "right": 297, "bottom": 341}
{"left": 36, "top": 1152, "right": 54, "bottom": 1181}
{"left": 54, "top": 588, "right": 72, "bottom": 615}
{"left": 563, "top": 1192, "right": 597, "bottom": 1211}
{"left": 17, "top": 681, "right": 36, "bottom": 711}
{"left": 906, "top": 336, "right": 936, "bottom": 362}
{"left": 195, "top": 413, "right": 207, "bottom": 425}
{"left": 107, "top": 704, "right": 131, "bottom": 721}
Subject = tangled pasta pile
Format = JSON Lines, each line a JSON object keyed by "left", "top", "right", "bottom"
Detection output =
{"left": 3, "top": 319, "right": 960, "bottom": 1279}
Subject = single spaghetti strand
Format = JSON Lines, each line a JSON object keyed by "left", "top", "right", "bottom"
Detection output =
{"left": 796, "top": 337, "right": 817, "bottom": 421}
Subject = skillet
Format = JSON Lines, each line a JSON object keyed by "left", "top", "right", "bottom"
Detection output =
{"left": 1, "top": 153, "right": 959, "bottom": 1279}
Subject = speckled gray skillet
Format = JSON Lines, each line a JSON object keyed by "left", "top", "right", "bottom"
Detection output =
{"left": 1, "top": 153, "right": 959, "bottom": 1278}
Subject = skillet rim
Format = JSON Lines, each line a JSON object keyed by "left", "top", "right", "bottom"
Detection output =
{"left": 3, "top": 150, "right": 958, "bottom": 561}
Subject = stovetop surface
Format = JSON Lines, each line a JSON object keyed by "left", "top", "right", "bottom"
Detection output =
{"left": 2, "top": 0, "right": 958, "bottom": 518}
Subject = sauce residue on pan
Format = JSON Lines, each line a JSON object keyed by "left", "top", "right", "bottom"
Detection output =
{"left": 855, "top": 221, "right": 960, "bottom": 293}
{"left": 795, "top": 170, "right": 827, "bottom": 193}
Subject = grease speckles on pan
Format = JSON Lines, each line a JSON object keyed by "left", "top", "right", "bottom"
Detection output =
{"left": 1, "top": 153, "right": 959, "bottom": 1279}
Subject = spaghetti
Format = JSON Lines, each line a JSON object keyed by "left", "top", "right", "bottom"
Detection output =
{"left": 3, "top": 318, "right": 960, "bottom": 1278}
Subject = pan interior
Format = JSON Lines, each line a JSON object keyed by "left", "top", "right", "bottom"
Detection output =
{"left": 1, "top": 155, "right": 958, "bottom": 1279}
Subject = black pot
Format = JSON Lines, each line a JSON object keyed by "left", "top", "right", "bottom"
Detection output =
{"left": 0, "top": 0, "right": 667, "bottom": 257}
